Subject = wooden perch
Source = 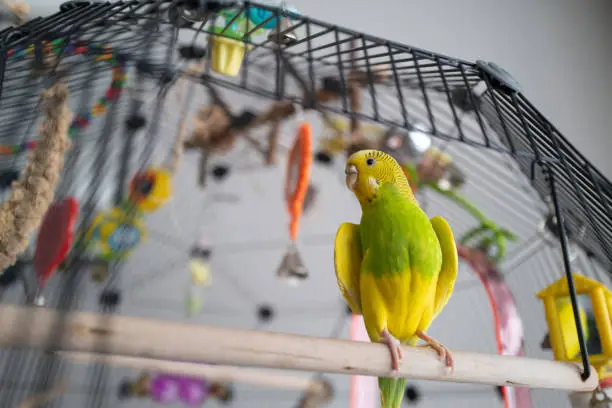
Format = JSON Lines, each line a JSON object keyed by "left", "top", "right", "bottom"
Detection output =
{"left": 58, "top": 351, "right": 327, "bottom": 394}
{"left": 0, "top": 305, "right": 598, "bottom": 392}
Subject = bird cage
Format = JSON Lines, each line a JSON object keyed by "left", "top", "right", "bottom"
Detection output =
{"left": 0, "top": 0, "right": 610, "bottom": 407}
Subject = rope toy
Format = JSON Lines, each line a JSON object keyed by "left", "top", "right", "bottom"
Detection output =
{"left": 0, "top": 81, "right": 72, "bottom": 272}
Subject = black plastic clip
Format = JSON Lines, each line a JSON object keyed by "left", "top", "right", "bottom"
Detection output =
{"left": 59, "top": 0, "right": 93, "bottom": 12}
{"left": 476, "top": 60, "right": 522, "bottom": 94}
{"left": 99, "top": 288, "right": 122, "bottom": 307}
{"left": 178, "top": 44, "right": 207, "bottom": 60}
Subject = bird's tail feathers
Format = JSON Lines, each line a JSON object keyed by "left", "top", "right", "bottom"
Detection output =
{"left": 378, "top": 377, "right": 407, "bottom": 408}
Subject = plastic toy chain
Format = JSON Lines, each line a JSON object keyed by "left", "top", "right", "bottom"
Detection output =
{"left": 457, "top": 244, "right": 531, "bottom": 408}
{"left": 165, "top": 68, "right": 215, "bottom": 315}
{"left": 151, "top": 374, "right": 213, "bottom": 406}
{"left": 1, "top": 38, "right": 127, "bottom": 155}
{"left": 80, "top": 70, "right": 193, "bottom": 273}
{"left": 122, "top": 371, "right": 232, "bottom": 407}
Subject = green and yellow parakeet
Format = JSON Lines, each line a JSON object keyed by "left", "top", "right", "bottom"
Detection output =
{"left": 334, "top": 150, "right": 458, "bottom": 408}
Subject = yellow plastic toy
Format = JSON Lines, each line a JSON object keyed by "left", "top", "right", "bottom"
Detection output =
{"left": 537, "top": 273, "right": 612, "bottom": 383}
{"left": 189, "top": 258, "right": 212, "bottom": 286}
{"left": 542, "top": 296, "right": 590, "bottom": 360}
{"left": 85, "top": 206, "right": 147, "bottom": 261}
{"left": 128, "top": 167, "right": 172, "bottom": 213}
{"left": 210, "top": 36, "right": 251, "bottom": 77}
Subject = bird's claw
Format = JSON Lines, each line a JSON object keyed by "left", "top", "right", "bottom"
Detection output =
{"left": 417, "top": 330, "right": 454, "bottom": 374}
{"left": 380, "top": 329, "right": 403, "bottom": 376}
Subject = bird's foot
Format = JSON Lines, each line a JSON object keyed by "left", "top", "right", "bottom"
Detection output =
{"left": 416, "top": 330, "right": 454, "bottom": 374}
{"left": 379, "top": 328, "right": 403, "bottom": 376}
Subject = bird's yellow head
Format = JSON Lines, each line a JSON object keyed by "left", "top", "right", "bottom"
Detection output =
{"left": 344, "top": 149, "right": 414, "bottom": 205}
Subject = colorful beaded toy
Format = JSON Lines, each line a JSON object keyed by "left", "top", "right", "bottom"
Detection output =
{"left": 84, "top": 202, "right": 147, "bottom": 261}
{"left": 81, "top": 167, "right": 173, "bottom": 264}
{"left": 2, "top": 38, "right": 127, "bottom": 155}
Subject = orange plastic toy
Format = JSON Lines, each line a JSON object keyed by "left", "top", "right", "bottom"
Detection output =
{"left": 285, "top": 121, "right": 313, "bottom": 241}
{"left": 277, "top": 120, "right": 313, "bottom": 284}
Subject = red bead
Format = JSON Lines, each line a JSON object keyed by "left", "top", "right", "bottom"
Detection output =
{"left": 105, "top": 88, "right": 120, "bottom": 100}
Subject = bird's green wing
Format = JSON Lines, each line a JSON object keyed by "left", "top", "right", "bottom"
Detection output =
{"left": 430, "top": 216, "right": 458, "bottom": 317}
{"left": 334, "top": 222, "right": 363, "bottom": 314}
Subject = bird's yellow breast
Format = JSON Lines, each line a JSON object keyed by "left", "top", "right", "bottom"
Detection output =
{"left": 361, "top": 267, "right": 437, "bottom": 344}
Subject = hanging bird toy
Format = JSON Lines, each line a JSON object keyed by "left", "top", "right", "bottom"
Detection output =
{"left": 79, "top": 71, "right": 195, "bottom": 275}
{"left": 84, "top": 202, "right": 148, "bottom": 262}
{"left": 32, "top": 197, "right": 79, "bottom": 305}
{"left": 186, "top": 242, "right": 213, "bottom": 317}
{"left": 120, "top": 371, "right": 233, "bottom": 407}
{"left": 84, "top": 167, "right": 172, "bottom": 263}
{"left": 277, "top": 114, "right": 313, "bottom": 285}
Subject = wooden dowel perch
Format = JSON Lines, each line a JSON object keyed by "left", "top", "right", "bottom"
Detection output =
{"left": 58, "top": 351, "right": 326, "bottom": 393}
{"left": 0, "top": 305, "right": 597, "bottom": 392}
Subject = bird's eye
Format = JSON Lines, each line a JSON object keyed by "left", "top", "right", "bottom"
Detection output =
{"left": 366, "top": 157, "right": 375, "bottom": 166}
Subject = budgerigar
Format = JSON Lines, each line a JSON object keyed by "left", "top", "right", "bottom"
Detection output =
{"left": 334, "top": 150, "right": 458, "bottom": 408}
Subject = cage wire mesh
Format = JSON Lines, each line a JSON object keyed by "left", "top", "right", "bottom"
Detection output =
{"left": 0, "top": 0, "right": 609, "bottom": 407}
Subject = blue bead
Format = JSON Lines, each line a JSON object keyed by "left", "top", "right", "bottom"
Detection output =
{"left": 247, "top": 7, "right": 276, "bottom": 29}
{"left": 247, "top": 6, "right": 300, "bottom": 28}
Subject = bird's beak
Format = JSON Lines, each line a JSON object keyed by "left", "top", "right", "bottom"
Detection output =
{"left": 345, "top": 165, "right": 358, "bottom": 190}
